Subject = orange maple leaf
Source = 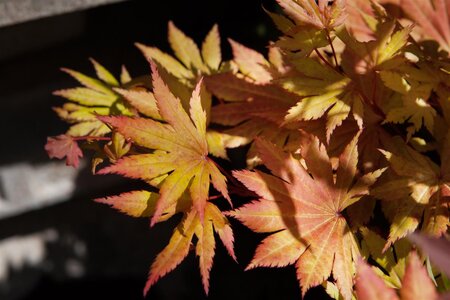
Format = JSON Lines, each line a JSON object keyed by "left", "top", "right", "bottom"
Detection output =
{"left": 98, "top": 62, "right": 230, "bottom": 225}
{"left": 229, "top": 134, "right": 384, "bottom": 299}
{"left": 96, "top": 191, "right": 235, "bottom": 295}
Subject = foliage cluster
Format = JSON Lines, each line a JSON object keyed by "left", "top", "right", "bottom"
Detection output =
{"left": 46, "top": 0, "right": 450, "bottom": 299}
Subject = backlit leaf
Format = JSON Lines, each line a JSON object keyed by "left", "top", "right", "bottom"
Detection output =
{"left": 229, "top": 39, "right": 272, "bottom": 83}
{"left": 98, "top": 63, "right": 230, "bottom": 225}
{"left": 202, "top": 24, "right": 222, "bottom": 71}
{"left": 230, "top": 135, "right": 384, "bottom": 299}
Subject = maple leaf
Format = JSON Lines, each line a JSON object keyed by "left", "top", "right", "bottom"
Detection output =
{"left": 360, "top": 227, "right": 412, "bottom": 289}
{"left": 45, "top": 134, "right": 83, "bottom": 168}
{"left": 337, "top": 20, "right": 412, "bottom": 100}
{"left": 345, "top": 0, "right": 380, "bottom": 42}
{"left": 356, "top": 252, "right": 441, "bottom": 300}
{"left": 205, "top": 71, "right": 299, "bottom": 125}
{"left": 378, "top": 53, "right": 443, "bottom": 138}
{"left": 53, "top": 59, "right": 136, "bottom": 137}
{"left": 345, "top": 0, "right": 413, "bottom": 42}
{"left": 143, "top": 203, "right": 235, "bottom": 295}
{"left": 397, "top": 0, "right": 450, "bottom": 53}
{"left": 95, "top": 190, "right": 189, "bottom": 221}
{"left": 228, "top": 39, "right": 273, "bottom": 83}
{"left": 276, "top": 0, "right": 347, "bottom": 31}
{"left": 205, "top": 72, "right": 306, "bottom": 165}
{"left": 136, "top": 22, "right": 225, "bottom": 86}
{"left": 98, "top": 62, "right": 230, "bottom": 224}
{"left": 229, "top": 134, "right": 385, "bottom": 299}
{"left": 95, "top": 184, "right": 235, "bottom": 295}
{"left": 384, "top": 93, "right": 436, "bottom": 138}
{"left": 271, "top": 0, "right": 346, "bottom": 57}
{"left": 278, "top": 57, "right": 364, "bottom": 141}
{"left": 372, "top": 133, "right": 450, "bottom": 250}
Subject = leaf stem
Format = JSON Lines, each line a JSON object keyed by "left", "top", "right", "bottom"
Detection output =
{"left": 326, "top": 30, "right": 339, "bottom": 68}
{"left": 208, "top": 195, "right": 223, "bottom": 201}
{"left": 72, "top": 136, "right": 111, "bottom": 141}
{"left": 314, "top": 48, "right": 335, "bottom": 70}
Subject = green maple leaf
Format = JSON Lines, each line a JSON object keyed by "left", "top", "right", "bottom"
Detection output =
{"left": 136, "top": 22, "right": 224, "bottom": 85}
{"left": 53, "top": 59, "right": 136, "bottom": 137}
{"left": 278, "top": 57, "right": 364, "bottom": 141}
{"left": 372, "top": 134, "right": 450, "bottom": 250}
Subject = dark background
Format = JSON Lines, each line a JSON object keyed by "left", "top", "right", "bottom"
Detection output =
{"left": 0, "top": 1, "right": 328, "bottom": 299}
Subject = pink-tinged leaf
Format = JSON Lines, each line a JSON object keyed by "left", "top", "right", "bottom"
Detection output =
{"left": 230, "top": 135, "right": 380, "bottom": 299}
{"left": 336, "top": 131, "right": 362, "bottom": 208}
{"left": 205, "top": 72, "right": 296, "bottom": 105}
{"left": 98, "top": 116, "right": 186, "bottom": 152}
{"left": 45, "top": 135, "right": 83, "bottom": 168}
{"left": 208, "top": 162, "right": 231, "bottom": 206}
{"left": 206, "top": 203, "right": 236, "bottom": 261}
{"left": 228, "top": 39, "right": 272, "bottom": 83}
{"left": 226, "top": 197, "right": 291, "bottom": 233}
{"left": 211, "top": 101, "right": 286, "bottom": 126}
{"left": 276, "top": 0, "right": 346, "bottom": 30}
{"left": 97, "top": 153, "right": 177, "bottom": 181}
{"left": 151, "top": 62, "right": 207, "bottom": 153}
{"left": 196, "top": 216, "right": 216, "bottom": 294}
{"left": 333, "top": 227, "right": 357, "bottom": 300}
{"left": 189, "top": 78, "right": 207, "bottom": 137}
{"left": 100, "top": 64, "right": 229, "bottom": 229}
{"left": 276, "top": 0, "right": 322, "bottom": 28}
{"left": 95, "top": 190, "right": 158, "bottom": 217}
{"left": 400, "top": 0, "right": 450, "bottom": 53}
{"left": 144, "top": 209, "right": 199, "bottom": 296}
{"left": 151, "top": 160, "right": 201, "bottom": 227}
{"left": 206, "top": 72, "right": 299, "bottom": 130}
{"left": 355, "top": 258, "right": 399, "bottom": 300}
{"left": 246, "top": 230, "right": 305, "bottom": 270}
{"left": 255, "top": 138, "right": 313, "bottom": 188}
{"left": 143, "top": 203, "right": 234, "bottom": 296}
{"left": 189, "top": 162, "right": 210, "bottom": 223}
{"left": 400, "top": 251, "right": 438, "bottom": 300}
{"left": 409, "top": 233, "right": 450, "bottom": 278}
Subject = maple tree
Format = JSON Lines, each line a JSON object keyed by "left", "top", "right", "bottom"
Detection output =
{"left": 45, "top": 0, "right": 450, "bottom": 299}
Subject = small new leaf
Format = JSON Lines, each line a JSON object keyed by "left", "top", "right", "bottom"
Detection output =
{"left": 45, "top": 134, "right": 83, "bottom": 168}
